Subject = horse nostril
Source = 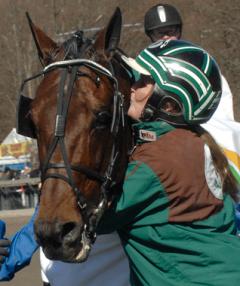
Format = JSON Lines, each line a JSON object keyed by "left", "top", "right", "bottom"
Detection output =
{"left": 61, "top": 222, "right": 78, "bottom": 240}
{"left": 35, "top": 220, "right": 82, "bottom": 252}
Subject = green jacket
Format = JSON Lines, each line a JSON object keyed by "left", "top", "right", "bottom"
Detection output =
{"left": 100, "top": 121, "right": 240, "bottom": 286}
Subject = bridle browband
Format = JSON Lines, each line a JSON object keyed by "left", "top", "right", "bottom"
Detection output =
{"left": 19, "top": 58, "right": 126, "bottom": 245}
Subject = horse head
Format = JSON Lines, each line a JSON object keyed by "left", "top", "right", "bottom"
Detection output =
{"left": 19, "top": 8, "right": 132, "bottom": 262}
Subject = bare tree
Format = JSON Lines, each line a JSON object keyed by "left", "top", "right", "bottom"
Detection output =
{"left": 0, "top": 0, "right": 239, "bottom": 143}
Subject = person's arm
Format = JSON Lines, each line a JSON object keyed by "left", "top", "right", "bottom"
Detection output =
{"left": 0, "top": 206, "right": 39, "bottom": 281}
{"left": 98, "top": 160, "right": 166, "bottom": 233}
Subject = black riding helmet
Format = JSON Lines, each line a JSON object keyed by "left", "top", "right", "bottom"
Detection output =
{"left": 122, "top": 40, "right": 222, "bottom": 126}
{"left": 144, "top": 4, "right": 182, "bottom": 37}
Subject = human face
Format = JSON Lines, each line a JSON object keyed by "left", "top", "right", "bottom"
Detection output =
{"left": 128, "top": 75, "right": 155, "bottom": 120}
{"left": 149, "top": 26, "right": 181, "bottom": 42}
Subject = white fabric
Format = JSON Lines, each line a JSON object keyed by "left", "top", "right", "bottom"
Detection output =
{"left": 40, "top": 232, "right": 130, "bottom": 286}
{"left": 210, "top": 75, "right": 234, "bottom": 121}
{"left": 202, "top": 117, "right": 240, "bottom": 182}
{"left": 204, "top": 144, "right": 223, "bottom": 200}
{"left": 203, "top": 75, "right": 240, "bottom": 183}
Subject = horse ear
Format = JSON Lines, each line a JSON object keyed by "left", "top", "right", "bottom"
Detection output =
{"left": 26, "top": 12, "right": 58, "bottom": 66}
{"left": 94, "top": 7, "right": 122, "bottom": 56}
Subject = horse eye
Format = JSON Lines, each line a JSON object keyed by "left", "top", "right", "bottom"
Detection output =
{"left": 93, "top": 110, "right": 112, "bottom": 129}
{"left": 97, "top": 111, "right": 111, "bottom": 123}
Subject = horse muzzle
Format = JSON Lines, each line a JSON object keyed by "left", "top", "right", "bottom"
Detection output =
{"left": 34, "top": 219, "right": 92, "bottom": 263}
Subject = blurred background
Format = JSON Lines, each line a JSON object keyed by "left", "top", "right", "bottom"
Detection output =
{"left": 0, "top": 0, "right": 239, "bottom": 143}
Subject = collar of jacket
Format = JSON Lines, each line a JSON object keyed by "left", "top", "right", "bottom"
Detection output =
{"left": 132, "top": 121, "right": 175, "bottom": 144}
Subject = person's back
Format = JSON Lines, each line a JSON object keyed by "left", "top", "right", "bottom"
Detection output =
{"left": 118, "top": 124, "right": 238, "bottom": 285}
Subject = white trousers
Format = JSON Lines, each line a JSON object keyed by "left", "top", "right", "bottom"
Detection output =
{"left": 40, "top": 232, "right": 130, "bottom": 286}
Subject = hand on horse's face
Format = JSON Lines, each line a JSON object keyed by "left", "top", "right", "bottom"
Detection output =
{"left": 0, "top": 238, "right": 11, "bottom": 267}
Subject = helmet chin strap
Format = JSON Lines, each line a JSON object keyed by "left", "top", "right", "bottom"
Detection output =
{"left": 140, "top": 83, "right": 187, "bottom": 126}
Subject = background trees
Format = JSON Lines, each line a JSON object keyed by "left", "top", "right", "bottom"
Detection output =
{"left": 0, "top": 0, "right": 239, "bottom": 141}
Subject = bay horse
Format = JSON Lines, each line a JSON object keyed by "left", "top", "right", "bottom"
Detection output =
{"left": 17, "top": 8, "right": 133, "bottom": 263}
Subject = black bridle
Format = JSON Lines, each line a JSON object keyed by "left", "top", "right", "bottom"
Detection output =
{"left": 18, "top": 57, "right": 127, "bottom": 246}
{"left": 41, "top": 59, "right": 125, "bottom": 244}
{"left": 17, "top": 26, "right": 134, "bottom": 251}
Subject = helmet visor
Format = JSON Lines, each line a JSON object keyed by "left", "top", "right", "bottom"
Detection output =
{"left": 121, "top": 55, "right": 150, "bottom": 76}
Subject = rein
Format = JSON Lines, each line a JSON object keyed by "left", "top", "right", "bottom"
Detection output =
{"left": 19, "top": 58, "right": 126, "bottom": 244}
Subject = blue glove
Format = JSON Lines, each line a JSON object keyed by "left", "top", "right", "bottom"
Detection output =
{"left": 0, "top": 207, "right": 39, "bottom": 281}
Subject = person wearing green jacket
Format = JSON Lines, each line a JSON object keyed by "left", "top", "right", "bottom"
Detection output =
{"left": 99, "top": 39, "right": 240, "bottom": 286}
